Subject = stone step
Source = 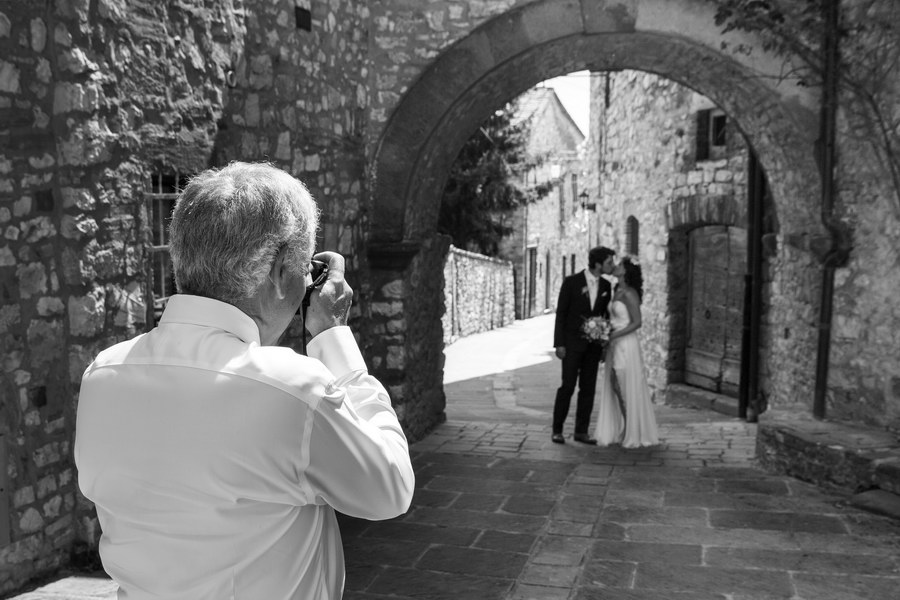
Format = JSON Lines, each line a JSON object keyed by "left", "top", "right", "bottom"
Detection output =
{"left": 665, "top": 384, "right": 900, "bottom": 521}
{"left": 756, "top": 412, "right": 900, "bottom": 520}
{"left": 849, "top": 489, "right": 900, "bottom": 521}
{"left": 665, "top": 383, "right": 740, "bottom": 418}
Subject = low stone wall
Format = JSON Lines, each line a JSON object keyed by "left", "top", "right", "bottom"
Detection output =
{"left": 756, "top": 413, "right": 900, "bottom": 496}
{"left": 442, "top": 246, "right": 515, "bottom": 345}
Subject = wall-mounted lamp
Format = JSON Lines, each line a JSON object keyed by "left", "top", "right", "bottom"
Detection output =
{"left": 579, "top": 190, "right": 596, "bottom": 211}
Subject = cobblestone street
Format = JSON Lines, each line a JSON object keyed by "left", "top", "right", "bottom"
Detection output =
{"left": 9, "top": 315, "right": 900, "bottom": 599}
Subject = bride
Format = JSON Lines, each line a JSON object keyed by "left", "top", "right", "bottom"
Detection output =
{"left": 594, "top": 256, "right": 659, "bottom": 447}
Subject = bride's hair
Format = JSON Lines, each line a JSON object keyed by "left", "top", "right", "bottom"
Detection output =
{"left": 621, "top": 256, "right": 644, "bottom": 303}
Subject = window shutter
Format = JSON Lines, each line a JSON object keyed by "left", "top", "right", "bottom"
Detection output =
{"left": 626, "top": 216, "right": 639, "bottom": 256}
{"left": 696, "top": 109, "right": 711, "bottom": 161}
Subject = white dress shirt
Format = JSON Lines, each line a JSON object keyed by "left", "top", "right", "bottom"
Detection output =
{"left": 584, "top": 269, "right": 599, "bottom": 308}
{"left": 75, "top": 295, "right": 415, "bottom": 600}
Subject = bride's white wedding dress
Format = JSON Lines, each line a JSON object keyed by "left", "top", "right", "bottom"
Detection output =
{"left": 593, "top": 300, "right": 659, "bottom": 447}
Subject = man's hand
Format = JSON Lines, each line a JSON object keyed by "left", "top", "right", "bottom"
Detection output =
{"left": 304, "top": 251, "right": 353, "bottom": 339}
{"left": 555, "top": 346, "right": 566, "bottom": 359}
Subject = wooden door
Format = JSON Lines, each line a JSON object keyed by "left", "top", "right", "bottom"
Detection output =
{"left": 525, "top": 247, "right": 537, "bottom": 318}
{"left": 685, "top": 226, "right": 746, "bottom": 396}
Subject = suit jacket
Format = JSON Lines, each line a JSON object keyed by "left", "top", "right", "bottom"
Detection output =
{"left": 553, "top": 270, "right": 612, "bottom": 350}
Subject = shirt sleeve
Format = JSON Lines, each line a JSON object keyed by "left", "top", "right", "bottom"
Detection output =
{"left": 304, "top": 327, "right": 415, "bottom": 520}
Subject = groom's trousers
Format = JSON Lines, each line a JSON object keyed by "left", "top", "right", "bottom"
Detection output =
{"left": 552, "top": 343, "right": 604, "bottom": 435}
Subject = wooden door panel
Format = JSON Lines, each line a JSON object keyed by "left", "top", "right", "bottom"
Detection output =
{"left": 687, "top": 226, "right": 746, "bottom": 397}
{"left": 685, "top": 348, "right": 722, "bottom": 379}
{"left": 722, "top": 357, "right": 742, "bottom": 389}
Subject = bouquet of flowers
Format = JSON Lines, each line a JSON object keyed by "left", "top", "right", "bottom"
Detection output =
{"left": 581, "top": 315, "right": 611, "bottom": 346}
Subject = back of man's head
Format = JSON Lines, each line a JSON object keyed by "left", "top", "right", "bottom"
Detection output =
{"left": 588, "top": 246, "right": 616, "bottom": 269}
{"left": 169, "top": 162, "right": 320, "bottom": 305}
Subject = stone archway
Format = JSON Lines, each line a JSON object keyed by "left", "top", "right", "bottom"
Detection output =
{"left": 367, "top": 0, "right": 824, "bottom": 440}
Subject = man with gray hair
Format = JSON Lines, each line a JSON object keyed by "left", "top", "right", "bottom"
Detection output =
{"left": 75, "top": 162, "right": 414, "bottom": 600}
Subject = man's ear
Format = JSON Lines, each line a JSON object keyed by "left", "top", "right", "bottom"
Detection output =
{"left": 269, "top": 245, "right": 290, "bottom": 300}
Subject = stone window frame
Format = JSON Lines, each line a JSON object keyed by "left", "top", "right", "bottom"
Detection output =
{"left": 145, "top": 172, "right": 189, "bottom": 324}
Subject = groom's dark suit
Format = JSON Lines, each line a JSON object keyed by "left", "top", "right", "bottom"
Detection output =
{"left": 552, "top": 270, "right": 612, "bottom": 437}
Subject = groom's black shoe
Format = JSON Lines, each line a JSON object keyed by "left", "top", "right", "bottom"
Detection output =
{"left": 551, "top": 433, "right": 565, "bottom": 444}
{"left": 573, "top": 434, "right": 598, "bottom": 445}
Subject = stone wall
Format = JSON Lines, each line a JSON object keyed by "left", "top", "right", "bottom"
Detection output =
{"left": 827, "top": 71, "right": 900, "bottom": 430}
{"left": 0, "top": 0, "right": 371, "bottom": 592}
{"left": 365, "top": 0, "right": 526, "bottom": 158}
{"left": 443, "top": 246, "right": 515, "bottom": 345}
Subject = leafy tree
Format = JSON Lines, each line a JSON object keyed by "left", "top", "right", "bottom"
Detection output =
{"left": 438, "top": 105, "right": 546, "bottom": 256}
{"left": 711, "top": 0, "right": 900, "bottom": 209}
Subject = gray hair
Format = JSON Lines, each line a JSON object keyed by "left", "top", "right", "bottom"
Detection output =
{"left": 169, "top": 162, "right": 319, "bottom": 304}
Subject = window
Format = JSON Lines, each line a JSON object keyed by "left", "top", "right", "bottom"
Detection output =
{"left": 570, "top": 173, "right": 578, "bottom": 215}
{"left": 570, "top": 254, "right": 575, "bottom": 274}
{"left": 712, "top": 113, "right": 727, "bottom": 146}
{"left": 562, "top": 256, "right": 567, "bottom": 278}
{"left": 146, "top": 172, "right": 189, "bottom": 323}
{"left": 625, "top": 216, "right": 639, "bottom": 256}
{"left": 294, "top": 0, "right": 312, "bottom": 30}
{"left": 696, "top": 108, "right": 727, "bottom": 161}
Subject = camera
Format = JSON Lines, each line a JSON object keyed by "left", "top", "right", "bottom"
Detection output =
{"left": 298, "top": 260, "right": 329, "bottom": 314}
{"left": 307, "top": 260, "right": 328, "bottom": 290}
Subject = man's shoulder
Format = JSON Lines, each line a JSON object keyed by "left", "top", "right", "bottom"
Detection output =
{"left": 87, "top": 334, "right": 147, "bottom": 369}
{"left": 244, "top": 345, "right": 336, "bottom": 403}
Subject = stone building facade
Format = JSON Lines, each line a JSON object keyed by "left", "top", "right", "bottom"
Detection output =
{"left": 498, "top": 86, "right": 594, "bottom": 320}
{"left": 1, "top": 0, "right": 899, "bottom": 593}
{"left": 586, "top": 57, "right": 899, "bottom": 433}
{"left": 587, "top": 70, "right": 755, "bottom": 404}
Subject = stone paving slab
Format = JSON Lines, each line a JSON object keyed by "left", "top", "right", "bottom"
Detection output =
{"left": 11, "top": 426, "right": 900, "bottom": 600}
{"left": 339, "top": 418, "right": 900, "bottom": 600}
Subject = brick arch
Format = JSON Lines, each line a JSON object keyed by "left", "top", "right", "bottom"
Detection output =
{"left": 365, "top": 0, "right": 826, "bottom": 440}
{"left": 369, "top": 0, "right": 821, "bottom": 255}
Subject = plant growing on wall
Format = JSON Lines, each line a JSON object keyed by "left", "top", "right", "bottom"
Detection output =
{"left": 712, "top": 0, "right": 900, "bottom": 209}
{"left": 438, "top": 105, "right": 547, "bottom": 256}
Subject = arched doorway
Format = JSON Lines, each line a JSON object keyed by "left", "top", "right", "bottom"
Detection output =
{"left": 367, "top": 0, "right": 823, "bottom": 440}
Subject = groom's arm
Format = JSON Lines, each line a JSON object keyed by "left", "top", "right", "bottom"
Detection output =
{"left": 554, "top": 277, "right": 571, "bottom": 349}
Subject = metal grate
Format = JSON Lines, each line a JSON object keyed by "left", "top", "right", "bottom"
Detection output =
{"left": 146, "top": 172, "right": 189, "bottom": 324}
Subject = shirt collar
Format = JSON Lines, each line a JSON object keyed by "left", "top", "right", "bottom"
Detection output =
{"left": 159, "top": 295, "right": 261, "bottom": 345}
{"left": 584, "top": 269, "right": 598, "bottom": 284}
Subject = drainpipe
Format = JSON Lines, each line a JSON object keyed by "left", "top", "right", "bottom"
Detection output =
{"left": 742, "top": 152, "right": 764, "bottom": 423}
{"left": 813, "top": 0, "right": 850, "bottom": 419}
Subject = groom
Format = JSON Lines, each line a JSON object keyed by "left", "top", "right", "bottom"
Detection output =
{"left": 551, "top": 246, "right": 617, "bottom": 444}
